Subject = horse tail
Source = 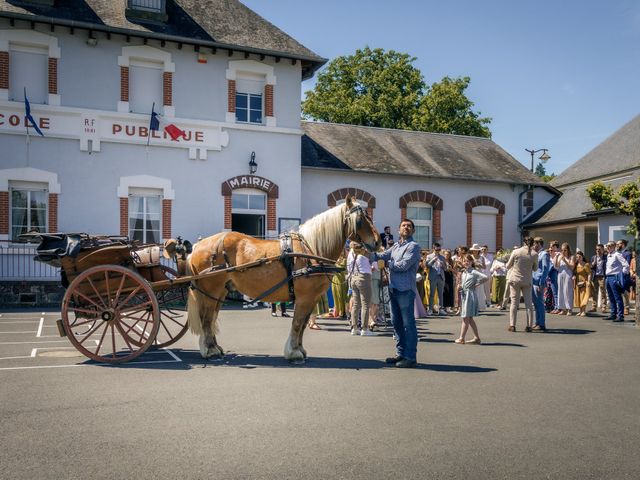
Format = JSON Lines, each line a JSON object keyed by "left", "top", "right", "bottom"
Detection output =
{"left": 185, "top": 237, "right": 226, "bottom": 336}
{"left": 185, "top": 252, "right": 205, "bottom": 336}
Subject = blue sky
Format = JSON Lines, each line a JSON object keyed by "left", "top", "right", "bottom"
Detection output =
{"left": 241, "top": 0, "right": 640, "bottom": 176}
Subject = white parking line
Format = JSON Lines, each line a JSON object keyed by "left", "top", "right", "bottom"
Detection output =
{"left": 0, "top": 340, "right": 69, "bottom": 345}
{"left": 0, "top": 321, "right": 40, "bottom": 324}
{"left": 36, "top": 317, "right": 44, "bottom": 337}
{"left": 0, "top": 350, "right": 182, "bottom": 370}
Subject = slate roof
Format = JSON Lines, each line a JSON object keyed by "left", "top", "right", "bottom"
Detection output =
{"left": 526, "top": 114, "right": 640, "bottom": 227}
{"left": 302, "top": 121, "right": 552, "bottom": 188}
{"left": 0, "top": 0, "right": 326, "bottom": 78}
{"left": 526, "top": 173, "right": 639, "bottom": 227}
{"left": 551, "top": 114, "right": 640, "bottom": 188}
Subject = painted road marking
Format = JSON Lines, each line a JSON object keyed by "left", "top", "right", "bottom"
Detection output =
{"left": 36, "top": 317, "right": 44, "bottom": 337}
{"left": 0, "top": 346, "right": 181, "bottom": 370}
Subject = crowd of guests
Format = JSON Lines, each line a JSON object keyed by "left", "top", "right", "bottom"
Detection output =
{"left": 270, "top": 220, "right": 636, "bottom": 367}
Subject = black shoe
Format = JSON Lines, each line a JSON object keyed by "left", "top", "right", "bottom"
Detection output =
{"left": 385, "top": 355, "right": 404, "bottom": 364}
{"left": 613, "top": 318, "right": 624, "bottom": 322}
{"left": 282, "top": 312, "right": 290, "bottom": 317}
{"left": 525, "top": 326, "right": 532, "bottom": 332}
{"left": 395, "top": 359, "right": 417, "bottom": 368}
{"left": 605, "top": 316, "right": 616, "bottom": 320}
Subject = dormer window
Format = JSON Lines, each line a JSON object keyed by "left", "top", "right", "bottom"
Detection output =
{"left": 129, "top": 0, "right": 165, "bottom": 13}
{"left": 126, "top": 0, "right": 168, "bottom": 22}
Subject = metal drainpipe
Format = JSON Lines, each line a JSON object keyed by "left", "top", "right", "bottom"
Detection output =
{"left": 517, "top": 185, "right": 530, "bottom": 241}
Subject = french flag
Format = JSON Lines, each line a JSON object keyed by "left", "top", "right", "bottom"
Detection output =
{"left": 149, "top": 105, "right": 185, "bottom": 141}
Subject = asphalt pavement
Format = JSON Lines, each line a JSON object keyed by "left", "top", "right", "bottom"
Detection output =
{"left": 0, "top": 306, "right": 639, "bottom": 480}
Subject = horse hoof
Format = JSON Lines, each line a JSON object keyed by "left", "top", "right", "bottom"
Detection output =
{"left": 285, "top": 349, "right": 305, "bottom": 364}
{"left": 201, "top": 345, "right": 224, "bottom": 359}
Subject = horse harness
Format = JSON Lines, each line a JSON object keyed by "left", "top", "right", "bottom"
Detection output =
{"left": 189, "top": 232, "right": 343, "bottom": 306}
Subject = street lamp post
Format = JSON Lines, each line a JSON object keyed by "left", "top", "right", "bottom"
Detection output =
{"left": 525, "top": 148, "right": 551, "bottom": 173}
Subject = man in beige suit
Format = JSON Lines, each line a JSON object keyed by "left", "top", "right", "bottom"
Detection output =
{"left": 506, "top": 237, "right": 538, "bottom": 332}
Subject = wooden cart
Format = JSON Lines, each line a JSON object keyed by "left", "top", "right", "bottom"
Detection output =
{"left": 25, "top": 233, "right": 192, "bottom": 364}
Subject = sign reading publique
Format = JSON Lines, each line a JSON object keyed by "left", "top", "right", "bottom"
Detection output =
{"left": 0, "top": 103, "right": 229, "bottom": 160}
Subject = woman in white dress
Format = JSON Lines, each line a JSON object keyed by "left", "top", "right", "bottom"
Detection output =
{"left": 455, "top": 254, "right": 489, "bottom": 345}
{"left": 553, "top": 242, "right": 575, "bottom": 315}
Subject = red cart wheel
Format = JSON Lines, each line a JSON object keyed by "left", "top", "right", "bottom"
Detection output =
{"left": 61, "top": 265, "right": 160, "bottom": 364}
{"left": 152, "top": 265, "right": 189, "bottom": 348}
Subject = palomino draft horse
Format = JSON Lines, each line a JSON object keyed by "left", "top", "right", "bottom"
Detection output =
{"left": 186, "top": 196, "right": 380, "bottom": 363}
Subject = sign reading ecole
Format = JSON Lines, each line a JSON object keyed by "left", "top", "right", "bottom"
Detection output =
{"left": 0, "top": 102, "right": 229, "bottom": 160}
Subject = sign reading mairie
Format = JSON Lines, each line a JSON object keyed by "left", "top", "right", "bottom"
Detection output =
{"left": 222, "top": 175, "right": 279, "bottom": 198}
{"left": 0, "top": 102, "right": 229, "bottom": 160}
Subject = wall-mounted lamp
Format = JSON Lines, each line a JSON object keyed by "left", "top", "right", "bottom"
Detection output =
{"left": 86, "top": 35, "right": 98, "bottom": 47}
{"left": 249, "top": 151, "right": 258, "bottom": 175}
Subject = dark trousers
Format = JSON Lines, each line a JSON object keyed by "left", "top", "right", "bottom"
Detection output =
{"left": 605, "top": 276, "right": 624, "bottom": 320}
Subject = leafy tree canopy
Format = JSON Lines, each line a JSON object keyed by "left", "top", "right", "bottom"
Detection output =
{"left": 412, "top": 76, "right": 491, "bottom": 137}
{"left": 302, "top": 47, "right": 491, "bottom": 138}
{"left": 586, "top": 180, "right": 640, "bottom": 234}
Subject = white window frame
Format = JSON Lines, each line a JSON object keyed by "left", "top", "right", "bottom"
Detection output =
{"left": 118, "top": 175, "right": 174, "bottom": 243}
{"left": 0, "top": 167, "right": 60, "bottom": 242}
{"left": 608, "top": 225, "right": 634, "bottom": 244}
{"left": 118, "top": 45, "right": 175, "bottom": 115}
{"left": 128, "top": 188, "right": 162, "bottom": 244}
{"left": 235, "top": 91, "right": 263, "bottom": 125}
{"left": 231, "top": 188, "right": 267, "bottom": 215}
{"left": 0, "top": 29, "right": 61, "bottom": 104}
{"left": 406, "top": 201, "right": 432, "bottom": 248}
{"left": 226, "top": 60, "right": 276, "bottom": 126}
{"left": 9, "top": 181, "right": 48, "bottom": 241}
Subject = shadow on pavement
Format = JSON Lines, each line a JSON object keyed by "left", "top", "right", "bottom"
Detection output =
{"left": 93, "top": 350, "right": 497, "bottom": 373}
{"left": 544, "top": 328, "right": 596, "bottom": 335}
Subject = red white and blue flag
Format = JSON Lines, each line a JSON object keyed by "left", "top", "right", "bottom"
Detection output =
{"left": 149, "top": 105, "right": 185, "bottom": 141}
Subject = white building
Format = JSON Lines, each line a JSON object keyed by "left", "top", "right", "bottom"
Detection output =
{"left": 0, "top": 1, "right": 558, "bottom": 302}
{"left": 0, "top": 0, "right": 325, "bottom": 249}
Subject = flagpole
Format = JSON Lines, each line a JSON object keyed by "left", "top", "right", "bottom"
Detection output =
{"left": 24, "top": 87, "right": 30, "bottom": 167}
{"left": 146, "top": 102, "right": 154, "bottom": 160}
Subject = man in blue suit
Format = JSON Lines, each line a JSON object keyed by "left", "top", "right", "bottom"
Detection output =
{"left": 532, "top": 237, "right": 551, "bottom": 331}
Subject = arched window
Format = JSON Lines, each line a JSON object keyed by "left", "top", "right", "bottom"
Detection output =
{"left": 406, "top": 201, "right": 432, "bottom": 248}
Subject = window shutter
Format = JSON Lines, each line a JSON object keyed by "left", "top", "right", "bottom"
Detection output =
{"left": 9, "top": 48, "right": 48, "bottom": 103}
{"left": 471, "top": 210, "right": 497, "bottom": 251}
{"left": 129, "top": 63, "right": 163, "bottom": 114}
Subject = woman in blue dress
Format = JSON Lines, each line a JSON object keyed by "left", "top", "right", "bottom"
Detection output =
{"left": 455, "top": 254, "right": 489, "bottom": 345}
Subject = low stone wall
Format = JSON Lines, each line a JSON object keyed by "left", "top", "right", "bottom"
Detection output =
{"left": 0, "top": 282, "right": 65, "bottom": 308}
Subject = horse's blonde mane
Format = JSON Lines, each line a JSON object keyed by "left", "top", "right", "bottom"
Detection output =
{"left": 299, "top": 203, "right": 353, "bottom": 259}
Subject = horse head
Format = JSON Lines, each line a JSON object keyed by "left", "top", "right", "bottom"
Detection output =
{"left": 343, "top": 195, "right": 381, "bottom": 252}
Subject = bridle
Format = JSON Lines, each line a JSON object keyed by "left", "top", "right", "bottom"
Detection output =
{"left": 344, "top": 205, "right": 377, "bottom": 252}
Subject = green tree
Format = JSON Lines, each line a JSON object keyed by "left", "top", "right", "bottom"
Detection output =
{"left": 412, "top": 76, "right": 491, "bottom": 138}
{"left": 302, "top": 47, "right": 424, "bottom": 130}
{"left": 586, "top": 179, "right": 640, "bottom": 326}
{"left": 535, "top": 162, "right": 556, "bottom": 183}
{"left": 302, "top": 47, "right": 492, "bottom": 137}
